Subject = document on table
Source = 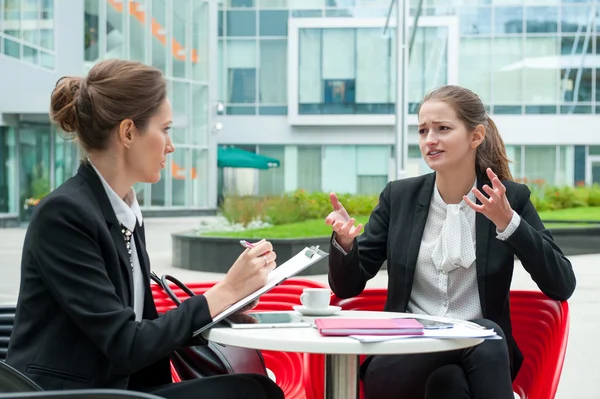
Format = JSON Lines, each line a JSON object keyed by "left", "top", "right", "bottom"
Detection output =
{"left": 193, "top": 246, "right": 328, "bottom": 336}
{"left": 349, "top": 324, "right": 500, "bottom": 343}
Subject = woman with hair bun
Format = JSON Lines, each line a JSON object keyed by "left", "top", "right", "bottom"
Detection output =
{"left": 7, "top": 59, "right": 283, "bottom": 399}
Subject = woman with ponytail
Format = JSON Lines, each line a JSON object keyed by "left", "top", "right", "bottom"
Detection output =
{"left": 324, "top": 85, "right": 575, "bottom": 398}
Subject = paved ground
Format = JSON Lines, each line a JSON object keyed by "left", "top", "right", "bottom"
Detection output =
{"left": 1, "top": 217, "right": 598, "bottom": 398}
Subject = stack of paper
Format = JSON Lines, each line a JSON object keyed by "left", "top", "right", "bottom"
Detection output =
{"left": 349, "top": 324, "right": 499, "bottom": 343}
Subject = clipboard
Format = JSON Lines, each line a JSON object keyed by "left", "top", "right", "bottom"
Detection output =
{"left": 193, "top": 246, "right": 328, "bottom": 336}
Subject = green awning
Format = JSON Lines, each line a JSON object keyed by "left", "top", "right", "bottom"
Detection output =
{"left": 217, "top": 147, "right": 281, "bottom": 170}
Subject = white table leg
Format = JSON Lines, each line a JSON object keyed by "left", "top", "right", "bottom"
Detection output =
{"left": 324, "top": 354, "right": 360, "bottom": 399}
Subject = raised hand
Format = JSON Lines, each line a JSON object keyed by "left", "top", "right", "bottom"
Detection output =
{"left": 463, "top": 168, "right": 515, "bottom": 232}
{"left": 325, "top": 193, "right": 363, "bottom": 252}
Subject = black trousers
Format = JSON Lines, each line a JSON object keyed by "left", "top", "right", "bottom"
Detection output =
{"left": 141, "top": 374, "right": 284, "bottom": 399}
{"left": 363, "top": 319, "right": 514, "bottom": 399}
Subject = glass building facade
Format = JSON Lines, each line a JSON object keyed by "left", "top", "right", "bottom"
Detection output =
{"left": 218, "top": 0, "right": 599, "bottom": 116}
{"left": 1, "top": 0, "right": 55, "bottom": 69}
{"left": 84, "top": 0, "right": 215, "bottom": 210}
{"left": 1, "top": 0, "right": 216, "bottom": 225}
{"left": 216, "top": 0, "right": 600, "bottom": 198}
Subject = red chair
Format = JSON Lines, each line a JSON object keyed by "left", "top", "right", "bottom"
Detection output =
{"left": 305, "top": 289, "right": 570, "bottom": 399}
{"left": 151, "top": 277, "right": 328, "bottom": 399}
{"left": 510, "top": 290, "right": 570, "bottom": 399}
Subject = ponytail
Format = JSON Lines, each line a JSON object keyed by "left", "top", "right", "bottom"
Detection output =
{"left": 476, "top": 116, "right": 513, "bottom": 181}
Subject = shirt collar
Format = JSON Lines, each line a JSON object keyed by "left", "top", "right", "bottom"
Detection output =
{"left": 88, "top": 160, "right": 143, "bottom": 231}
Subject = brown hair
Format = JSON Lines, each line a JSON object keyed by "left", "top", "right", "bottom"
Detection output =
{"left": 50, "top": 59, "right": 167, "bottom": 153}
{"left": 419, "top": 85, "right": 513, "bottom": 181}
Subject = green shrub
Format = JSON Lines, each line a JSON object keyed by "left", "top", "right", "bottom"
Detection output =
{"left": 220, "top": 189, "right": 379, "bottom": 226}
{"left": 220, "top": 183, "right": 600, "bottom": 226}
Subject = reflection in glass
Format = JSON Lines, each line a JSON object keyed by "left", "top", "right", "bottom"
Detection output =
{"left": 459, "top": 37, "right": 492, "bottom": 104}
{"left": 134, "top": 182, "right": 146, "bottom": 206}
{"left": 408, "top": 27, "right": 448, "bottom": 107}
{"left": 172, "top": 128, "right": 187, "bottom": 146}
{"left": 192, "top": 84, "right": 209, "bottom": 146}
{"left": 259, "top": 10, "right": 288, "bottom": 36}
{"left": 493, "top": 7, "right": 523, "bottom": 34}
{"left": 128, "top": 0, "right": 146, "bottom": 63}
{"left": 105, "top": 0, "right": 125, "bottom": 58}
{"left": 356, "top": 29, "right": 393, "bottom": 110}
{"left": 226, "top": 10, "right": 257, "bottom": 36}
{"left": 561, "top": 36, "right": 593, "bottom": 55}
{"left": 151, "top": 0, "right": 168, "bottom": 73}
{"left": 525, "top": 7, "right": 558, "bottom": 34}
{"left": 561, "top": 68, "right": 593, "bottom": 103}
{"left": 193, "top": 2, "right": 209, "bottom": 82}
{"left": 191, "top": 149, "right": 208, "bottom": 207}
{"left": 259, "top": 40, "right": 287, "bottom": 104}
{"left": 0, "top": 128, "right": 17, "bottom": 214}
{"left": 171, "top": 149, "right": 187, "bottom": 206}
{"left": 459, "top": 6, "right": 491, "bottom": 36}
{"left": 492, "top": 37, "right": 523, "bottom": 105}
{"left": 19, "top": 126, "right": 51, "bottom": 221}
{"left": 524, "top": 146, "right": 556, "bottom": 187}
{"left": 3, "top": 0, "right": 20, "bottom": 38}
{"left": 523, "top": 36, "right": 559, "bottom": 105}
{"left": 561, "top": 5, "right": 591, "bottom": 33}
{"left": 172, "top": 81, "right": 190, "bottom": 117}
{"left": 258, "top": 146, "right": 285, "bottom": 196}
{"left": 150, "top": 168, "right": 166, "bottom": 206}
{"left": 172, "top": 4, "right": 187, "bottom": 78}
{"left": 297, "top": 146, "right": 322, "bottom": 192}
{"left": 53, "top": 128, "right": 77, "bottom": 188}
{"left": 3, "top": 38, "right": 20, "bottom": 58}
{"left": 226, "top": 40, "right": 257, "bottom": 103}
{"left": 85, "top": 0, "right": 100, "bottom": 62}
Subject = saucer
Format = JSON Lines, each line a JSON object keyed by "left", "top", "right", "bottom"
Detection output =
{"left": 293, "top": 305, "right": 341, "bottom": 316}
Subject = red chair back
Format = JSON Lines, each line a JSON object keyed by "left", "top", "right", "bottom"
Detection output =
{"left": 510, "top": 291, "right": 570, "bottom": 399}
{"left": 151, "top": 277, "right": 328, "bottom": 399}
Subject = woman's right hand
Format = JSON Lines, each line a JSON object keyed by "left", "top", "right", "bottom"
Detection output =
{"left": 223, "top": 240, "right": 276, "bottom": 298}
{"left": 204, "top": 240, "right": 277, "bottom": 317}
{"left": 325, "top": 193, "right": 363, "bottom": 253}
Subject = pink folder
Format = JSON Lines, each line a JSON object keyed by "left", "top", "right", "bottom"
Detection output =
{"left": 315, "top": 318, "right": 425, "bottom": 336}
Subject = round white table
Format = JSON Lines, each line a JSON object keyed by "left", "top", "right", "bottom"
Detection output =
{"left": 203, "top": 311, "right": 484, "bottom": 399}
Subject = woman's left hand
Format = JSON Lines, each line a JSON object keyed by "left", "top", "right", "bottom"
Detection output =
{"left": 464, "top": 168, "right": 514, "bottom": 232}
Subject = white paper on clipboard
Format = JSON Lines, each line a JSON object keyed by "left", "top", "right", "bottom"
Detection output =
{"left": 193, "top": 246, "right": 328, "bottom": 336}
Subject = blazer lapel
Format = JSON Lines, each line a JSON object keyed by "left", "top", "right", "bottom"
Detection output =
{"left": 133, "top": 225, "right": 151, "bottom": 284}
{"left": 475, "top": 176, "right": 492, "bottom": 316}
{"left": 404, "top": 173, "right": 435, "bottom": 297}
{"left": 133, "top": 225, "right": 159, "bottom": 319}
{"left": 77, "top": 162, "right": 135, "bottom": 301}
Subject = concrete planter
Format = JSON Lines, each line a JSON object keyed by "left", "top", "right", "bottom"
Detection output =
{"left": 172, "top": 226, "right": 600, "bottom": 274}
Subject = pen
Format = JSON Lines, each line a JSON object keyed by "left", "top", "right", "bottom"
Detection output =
{"left": 240, "top": 240, "right": 271, "bottom": 256}
{"left": 239, "top": 240, "right": 255, "bottom": 249}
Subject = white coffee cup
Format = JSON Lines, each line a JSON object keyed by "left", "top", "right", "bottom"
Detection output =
{"left": 300, "top": 288, "right": 331, "bottom": 309}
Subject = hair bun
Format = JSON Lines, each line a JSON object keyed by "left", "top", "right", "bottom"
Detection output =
{"left": 50, "top": 76, "right": 83, "bottom": 133}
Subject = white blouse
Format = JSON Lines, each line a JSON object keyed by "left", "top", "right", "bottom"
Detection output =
{"left": 408, "top": 180, "right": 521, "bottom": 320}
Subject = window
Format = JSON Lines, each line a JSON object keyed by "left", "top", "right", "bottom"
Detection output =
{"left": 258, "top": 146, "right": 285, "bottom": 196}
{"left": 296, "top": 26, "right": 449, "bottom": 115}
{"left": 297, "top": 146, "right": 322, "bottom": 192}
{"left": 459, "top": 37, "right": 492, "bottom": 105}
{"left": 492, "top": 37, "right": 523, "bottom": 106}
{"left": 0, "top": 128, "right": 17, "bottom": 214}
{"left": 229, "top": 69, "right": 256, "bottom": 103}
{"left": 259, "top": 40, "right": 287, "bottom": 105}
{"left": 259, "top": 10, "right": 288, "bottom": 36}
{"left": 226, "top": 40, "right": 258, "bottom": 106}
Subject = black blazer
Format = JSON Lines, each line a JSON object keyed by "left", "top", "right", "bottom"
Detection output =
{"left": 328, "top": 172, "right": 576, "bottom": 380}
{"left": 6, "top": 163, "right": 213, "bottom": 391}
